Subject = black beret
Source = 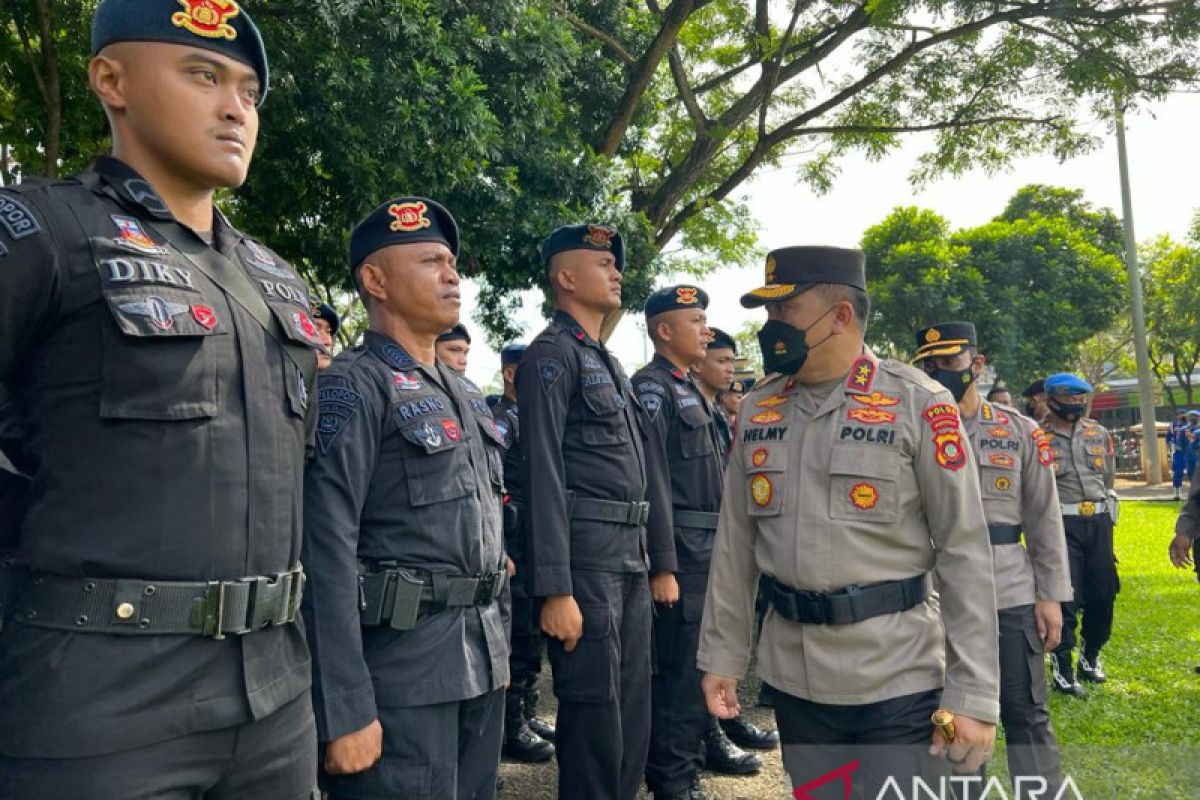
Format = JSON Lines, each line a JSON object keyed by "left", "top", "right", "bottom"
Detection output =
{"left": 91, "top": 0, "right": 270, "bottom": 105}
{"left": 436, "top": 323, "right": 470, "bottom": 344}
{"left": 740, "top": 377, "right": 757, "bottom": 392}
{"left": 1021, "top": 379, "right": 1046, "bottom": 398}
{"left": 540, "top": 224, "right": 624, "bottom": 273}
{"left": 741, "top": 246, "right": 866, "bottom": 308}
{"left": 707, "top": 327, "right": 737, "bottom": 354}
{"left": 311, "top": 302, "right": 340, "bottom": 335}
{"left": 349, "top": 197, "right": 459, "bottom": 273}
{"left": 500, "top": 343, "right": 526, "bottom": 366}
{"left": 911, "top": 321, "right": 977, "bottom": 362}
{"left": 644, "top": 284, "right": 708, "bottom": 318}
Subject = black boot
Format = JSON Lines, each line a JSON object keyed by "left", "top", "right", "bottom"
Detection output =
{"left": 503, "top": 691, "right": 554, "bottom": 763}
{"left": 702, "top": 716, "right": 761, "bottom": 775}
{"left": 1077, "top": 648, "right": 1107, "bottom": 683}
{"left": 1050, "top": 653, "right": 1085, "bottom": 698}
{"left": 719, "top": 714, "right": 780, "bottom": 750}
{"left": 522, "top": 687, "right": 556, "bottom": 743}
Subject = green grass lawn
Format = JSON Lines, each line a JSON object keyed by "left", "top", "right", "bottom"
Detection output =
{"left": 991, "top": 501, "right": 1200, "bottom": 798}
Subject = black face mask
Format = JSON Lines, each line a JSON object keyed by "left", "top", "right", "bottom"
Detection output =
{"left": 929, "top": 365, "right": 976, "bottom": 402}
{"left": 1048, "top": 397, "right": 1084, "bottom": 423}
{"left": 757, "top": 306, "right": 836, "bottom": 376}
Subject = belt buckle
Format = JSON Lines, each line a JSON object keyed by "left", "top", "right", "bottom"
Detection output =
{"left": 474, "top": 573, "right": 497, "bottom": 605}
{"left": 632, "top": 501, "right": 650, "bottom": 526}
{"left": 1078, "top": 501, "right": 1095, "bottom": 517}
{"left": 198, "top": 580, "right": 228, "bottom": 640}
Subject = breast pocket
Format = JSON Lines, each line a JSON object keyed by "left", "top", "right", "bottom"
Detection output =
{"left": 980, "top": 463, "right": 1020, "bottom": 502}
{"left": 678, "top": 405, "right": 713, "bottom": 460}
{"left": 475, "top": 413, "right": 506, "bottom": 490}
{"left": 745, "top": 444, "right": 789, "bottom": 518}
{"left": 829, "top": 446, "right": 901, "bottom": 524}
{"left": 400, "top": 420, "right": 473, "bottom": 506}
{"left": 581, "top": 387, "right": 629, "bottom": 447}
{"left": 99, "top": 285, "right": 227, "bottom": 420}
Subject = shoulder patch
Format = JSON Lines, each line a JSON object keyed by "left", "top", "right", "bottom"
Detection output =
{"left": 538, "top": 358, "right": 565, "bottom": 392}
{"left": 924, "top": 402, "right": 966, "bottom": 471}
{"left": 639, "top": 393, "right": 663, "bottom": 419}
{"left": 316, "top": 384, "right": 362, "bottom": 454}
{"left": 0, "top": 194, "right": 41, "bottom": 240}
{"left": 636, "top": 380, "right": 665, "bottom": 396}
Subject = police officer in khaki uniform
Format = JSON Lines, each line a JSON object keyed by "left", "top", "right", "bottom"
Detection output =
{"left": 0, "top": 2, "right": 320, "bottom": 796}
{"left": 518, "top": 224, "right": 663, "bottom": 800}
{"left": 302, "top": 198, "right": 509, "bottom": 798}
{"left": 698, "top": 247, "right": 1000, "bottom": 797}
{"left": 914, "top": 321, "right": 1072, "bottom": 796}
{"left": 1041, "top": 373, "right": 1119, "bottom": 696}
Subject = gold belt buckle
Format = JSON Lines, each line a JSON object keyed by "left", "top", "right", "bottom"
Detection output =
{"left": 1078, "top": 501, "right": 1095, "bottom": 517}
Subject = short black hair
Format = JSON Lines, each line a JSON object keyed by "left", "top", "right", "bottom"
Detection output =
{"left": 812, "top": 283, "right": 870, "bottom": 332}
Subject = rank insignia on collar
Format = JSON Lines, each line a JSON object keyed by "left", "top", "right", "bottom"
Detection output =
{"left": 849, "top": 482, "right": 878, "bottom": 510}
{"left": 118, "top": 295, "right": 188, "bottom": 330}
{"left": 981, "top": 403, "right": 993, "bottom": 421}
{"left": 172, "top": 0, "right": 240, "bottom": 41}
{"left": 582, "top": 224, "right": 614, "bottom": 248}
{"left": 388, "top": 201, "right": 431, "bottom": 232}
{"left": 110, "top": 215, "right": 166, "bottom": 255}
{"left": 846, "top": 356, "right": 875, "bottom": 391}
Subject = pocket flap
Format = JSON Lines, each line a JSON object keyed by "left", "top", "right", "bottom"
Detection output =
{"left": 830, "top": 445, "right": 900, "bottom": 478}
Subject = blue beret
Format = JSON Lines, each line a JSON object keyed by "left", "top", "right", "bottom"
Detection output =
{"left": 1045, "top": 373, "right": 1093, "bottom": 395}
{"left": 1188, "top": 409, "right": 1200, "bottom": 416}
{"left": 707, "top": 326, "right": 737, "bottom": 354}
{"left": 644, "top": 284, "right": 708, "bottom": 318}
{"left": 436, "top": 323, "right": 470, "bottom": 344}
{"left": 500, "top": 343, "right": 526, "bottom": 366}
{"left": 540, "top": 224, "right": 624, "bottom": 273}
{"left": 350, "top": 197, "right": 458, "bottom": 273}
{"left": 91, "top": 0, "right": 269, "bottom": 105}
{"left": 311, "top": 302, "right": 339, "bottom": 335}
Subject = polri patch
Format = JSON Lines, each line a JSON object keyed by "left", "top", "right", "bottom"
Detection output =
{"left": 0, "top": 195, "right": 40, "bottom": 240}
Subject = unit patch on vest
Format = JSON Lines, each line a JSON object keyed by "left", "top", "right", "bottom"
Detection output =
{"left": 750, "top": 474, "right": 773, "bottom": 507}
{"left": 111, "top": 215, "right": 167, "bottom": 255}
{"left": 849, "top": 482, "right": 879, "bottom": 510}
{"left": 538, "top": 358, "right": 564, "bottom": 392}
{"left": 0, "top": 195, "right": 40, "bottom": 240}
{"left": 317, "top": 385, "right": 361, "bottom": 454}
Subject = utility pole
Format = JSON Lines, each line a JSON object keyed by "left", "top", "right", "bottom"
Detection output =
{"left": 1114, "top": 95, "right": 1161, "bottom": 485}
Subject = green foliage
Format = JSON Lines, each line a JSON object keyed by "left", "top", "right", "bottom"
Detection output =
{"left": 1143, "top": 233, "right": 1200, "bottom": 409}
{"left": 863, "top": 186, "right": 1127, "bottom": 384}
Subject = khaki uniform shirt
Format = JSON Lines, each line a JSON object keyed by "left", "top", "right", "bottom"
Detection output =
{"left": 698, "top": 353, "right": 1000, "bottom": 722}
{"left": 963, "top": 401, "right": 1072, "bottom": 610}
{"left": 1045, "top": 418, "right": 1115, "bottom": 504}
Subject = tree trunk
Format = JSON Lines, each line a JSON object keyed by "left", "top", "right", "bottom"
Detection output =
{"left": 36, "top": 0, "right": 62, "bottom": 178}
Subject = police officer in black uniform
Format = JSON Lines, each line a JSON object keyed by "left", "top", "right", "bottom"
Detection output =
{"left": 493, "top": 342, "right": 556, "bottom": 763}
{"left": 312, "top": 301, "right": 340, "bottom": 370}
{"left": 302, "top": 197, "right": 509, "bottom": 798}
{"left": 517, "top": 223, "right": 664, "bottom": 800}
{"left": 692, "top": 327, "right": 738, "bottom": 454}
{"left": 0, "top": 2, "right": 320, "bottom": 796}
{"left": 436, "top": 322, "right": 472, "bottom": 374}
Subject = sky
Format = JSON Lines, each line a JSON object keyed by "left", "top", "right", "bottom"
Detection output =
{"left": 457, "top": 92, "right": 1200, "bottom": 391}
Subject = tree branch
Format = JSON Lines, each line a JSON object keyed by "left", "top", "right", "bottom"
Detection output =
{"left": 649, "top": 0, "right": 707, "bottom": 129}
{"left": 598, "top": 0, "right": 703, "bottom": 157}
{"left": 552, "top": 3, "right": 636, "bottom": 66}
{"left": 758, "top": 1, "right": 807, "bottom": 140}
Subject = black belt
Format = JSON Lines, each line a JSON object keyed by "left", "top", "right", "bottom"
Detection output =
{"left": 569, "top": 495, "right": 650, "bottom": 527}
{"left": 11, "top": 567, "right": 304, "bottom": 639}
{"left": 988, "top": 524, "right": 1023, "bottom": 546}
{"left": 761, "top": 573, "right": 930, "bottom": 625}
{"left": 360, "top": 566, "right": 505, "bottom": 631}
{"left": 673, "top": 509, "right": 720, "bottom": 530}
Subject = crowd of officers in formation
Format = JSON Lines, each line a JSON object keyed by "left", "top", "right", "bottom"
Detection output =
{"left": 2, "top": 2, "right": 1200, "bottom": 800}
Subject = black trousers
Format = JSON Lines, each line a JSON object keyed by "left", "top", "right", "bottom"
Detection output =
{"left": 995, "top": 605, "right": 1063, "bottom": 799}
{"left": 0, "top": 690, "right": 317, "bottom": 800}
{"left": 509, "top": 588, "right": 546, "bottom": 693}
{"left": 645, "top": 573, "right": 708, "bottom": 796}
{"left": 1055, "top": 514, "right": 1119, "bottom": 658}
{"left": 771, "top": 686, "right": 950, "bottom": 800}
{"left": 547, "top": 570, "right": 652, "bottom": 800}
{"left": 321, "top": 688, "right": 504, "bottom": 800}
